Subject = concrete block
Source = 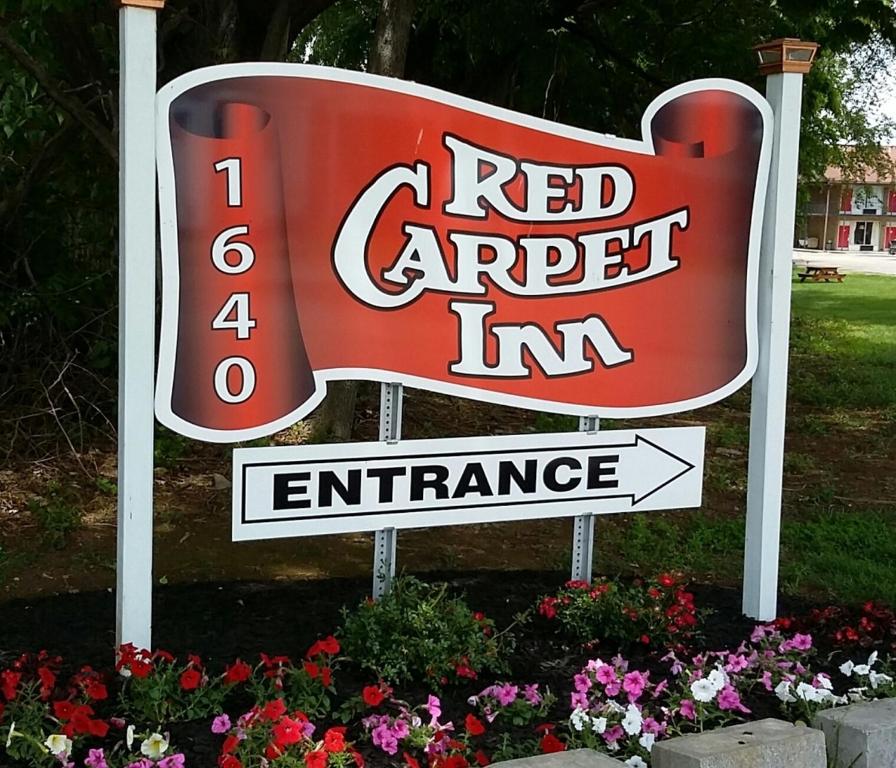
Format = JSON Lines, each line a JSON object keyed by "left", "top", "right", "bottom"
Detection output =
{"left": 651, "top": 718, "right": 826, "bottom": 768}
{"left": 491, "top": 749, "right": 625, "bottom": 768}
{"left": 813, "top": 698, "right": 896, "bottom": 768}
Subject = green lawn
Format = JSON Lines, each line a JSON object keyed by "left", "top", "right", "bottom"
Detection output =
{"left": 596, "top": 272, "right": 896, "bottom": 608}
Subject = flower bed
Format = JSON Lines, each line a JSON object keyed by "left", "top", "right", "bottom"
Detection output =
{"left": 1, "top": 573, "right": 894, "bottom": 768}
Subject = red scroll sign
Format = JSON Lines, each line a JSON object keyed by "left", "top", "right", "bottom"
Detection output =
{"left": 156, "top": 66, "right": 771, "bottom": 443}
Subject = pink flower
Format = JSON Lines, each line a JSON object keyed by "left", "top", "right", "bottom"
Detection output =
{"left": 494, "top": 683, "right": 518, "bottom": 706}
{"left": 372, "top": 723, "right": 399, "bottom": 755}
{"left": 392, "top": 719, "right": 410, "bottom": 740}
{"left": 642, "top": 717, "right": 664, "bottom": 736}
{"left": 605, "top": 680, "right": 621, "bottom": 697}
{"left": 573, "top": 674, "right": 592, "bottom": 694}
{"left": 570, "top": 691, "right": 588, "bottom": 709}
{"left": 426, "top": 695, "right": 442, "bottom": 724}
{"left": 652, "top": 679, "right": 668, "bottom": 698}
{"left": 760, "top": 671, "right": 773, "bottom": 692}
{"left": 158, "top": 757, "right": 186, "bottom": 768}
{"left": 679, "top": 699, "right": 696, "bottom": 720}
{"left": 85, "top": 750, "right": 108, "bottom": 768}
{"left": 623, "top": 671, "right": 647, "bottom": 700}
{"left": 211, "top": 714, "right": 232, "bottom": 734}
{"left": 523, "top": 684, "right": 542, "bottom": 705}
{"left": 717, "top": 686, "right": 750, "bottom": 713}
{"left": 595, "top": 665, "right": 617, "bottom": 686}
{"left": 750, "top": 624, "right": 774, "bottom": 643}
{"left": 725, "top": 654, "right": 749, "bottom": 673}
{"left": 603, "top": 724, "right": 624, "bottom": 745}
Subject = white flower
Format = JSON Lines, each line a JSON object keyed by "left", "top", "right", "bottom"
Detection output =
{"left": 868, "top": 651, "right": 879, "bottom": 668}
{"left": 691, "top": 678, "right": 716, "bottom": 702}
{"left": 622, "top": 704, "right": 643, "bottom": 736}
{"left": 707, "top": 668, "right": 728, "bottom": 692}
{"left": 816, "top": 675, "right": 833, "bottom": 690}
{"left": 839, "top": 660, "right": 855, "bottom": 677}
{"left": 796, "top": 682, "right": 819, "bottom": 702}
{"left": 848, "top": 687, "right": 868, "bottom": 702}
{"left": 44, "top": 734, "right": 73, "bottom": 758}
{"left": 607, "top": 700, "right": 626, "bottom": 715}
{"left": 5, "top": 722, "right": 16, "bottom": 749}
{"left": 126, "top": 724, "right": 135, "bottom": 749}
{"left": 625, "top": 757, "right": 648, "bottom": 768}
{"left": 775, "top": 681, "right": 796, "bottom": 703}
{"left": 853, "top": 663, "right": 871, "bottom": 676}
{"left": 639, "top": 732, "right": 656, "bottom": 752}
{"left": 141, "top": 733, "right": 169, "bottom": 759}
{"left": 591, "top": 716, "right": 607, "bottom": 735}
{"left": 869, "top": 671, "right": 893, "bottom": 690}
{"left": 570, "top": 708, "right": 588, "bottom": 732}
{"left": 118, "top": 666, "right": 132, "bottom": 678}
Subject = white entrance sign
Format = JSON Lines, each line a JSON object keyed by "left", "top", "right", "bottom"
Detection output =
{"left": 233, "top": 427, "right": 705, "bottom": 540}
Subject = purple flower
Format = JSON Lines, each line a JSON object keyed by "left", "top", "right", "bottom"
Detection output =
{"left": 85, "top": 750, "right": 108, "bottom": 768}
{"left": 679, "top": 699, "right": 696, "bottom": 720}
{"left": 211, "top": 714, "right": 231, "bottom": 734}
{"left": 760, "top": 671, "right": 773, "bottom": 692}
{"left": 158, "top": 756, "right": 186, "bottom": 768}
{"left": 642, "top": 716, "right": 664, "bottom": 736}
{"left": 372, "top": 723, "right": 399, "bottom": 755}
{"left": 392, "top": 719, "right": 410, "bottom": 740}
{"left": 725, "top": 654, "right": 749, "bottom": 673}
{"left": 751, "top": 624, "right": 773, "bottom": 643}
{"left": 605, "top": 679, "right": 621, "bottom": 697}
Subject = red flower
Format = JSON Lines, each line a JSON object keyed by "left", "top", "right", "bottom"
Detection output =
{"left": 219, "top": 756, "right": 242, "bottom": 768}
{"left": 153, "top": 649, "right": 175, "bottom": 663}
{"left": 443, "top": 755, "right": 469, "bottom": 768}
{"left": 180, "top": 668, "right": 202, "bottom": 691}
{"left": 540, "top": 734, "right": 565, "bottom": 754}
{"left": 262, "top": 698, "right": 287, "bottom": 721}
{"left": 564, "top": 580, "right": 590, "bottom": 590}
{"left": 640, "top": 634, "right": 651, "bottom": 645}
{"left": 224, "top": 659, "right": 252, "bottom": 685}
{"left": 538, "top": 597, "right": 558, "bottom": 620}
{"left": 363, "top": 685, "right": 386, "bottom": 707}
{"left": 474, "top": 750, "right": 490, "bottom": 766}
{"left": 321, "top": 666, "right": 333, "bottom": 687}
{"left": 304, "top": 661, "right": 320, "bottom": 679}
{"left": 1, "top": 670, "right": 21, "bottom": 700}
{"left": 403, "top": 752, "right": 420, "bottom": 768}
{"left": 37, "top": 666, "right": 56, "bottom": 699}
{"left": 454, "top": 658, "right": 477, "bottom": 679}
{"left": 266, "top": 743, "right": 285, "bottom": 760}
{"left": 465, "top": 714, "right": 486, "bottom": 737}
{"left": 88, "top": 718, "right": 109, "bottom": 738}
{"left": 85, "top": 680, "right": 108, "bottom": 701}
{"left": 53, "top": 700, "right": 76, "bottom": 720}
{"left": 657, "top": 574, "right": 675, "bottom": 588}
{"left": 306, "top": 750, "right": 329, "bottom": 768}
{"left": 273, "top": 717, "right": 304, "bottom": 747}
{"left": 324, "top": 727, "right": 346, "bottom": 753}
{"left": 351, "top": 748, "right": 365, "bottom": 768}
{"left": 222, "top": 735, "right": 241, "bottom": 754}
{"left": 307, "top": 636, "right": 340, "bottom": 659}
{"left": 70, "top": 705, "right": 96, "bottom": 735}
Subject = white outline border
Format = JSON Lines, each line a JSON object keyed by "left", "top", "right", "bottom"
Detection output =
{"left": 155, "top": 64, "right": 773, "bottom": 443}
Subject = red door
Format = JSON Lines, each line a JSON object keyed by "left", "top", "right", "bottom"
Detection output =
{"left": 885, "top": 226, "right": 896, "bottom": 250}
{"left": 889, "top": 190, "right": 896, "bottom": 213}
{"left": 837, "top": 225, "right": 850, "bottom": 249}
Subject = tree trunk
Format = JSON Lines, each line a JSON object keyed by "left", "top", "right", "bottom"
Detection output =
{"left": 310, "top": 0, "right": 416, "bottom": 443}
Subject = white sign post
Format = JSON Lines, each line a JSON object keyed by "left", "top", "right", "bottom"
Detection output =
{"left": 743, "top": 39, "right": 818, "bottom": 620}
{"left": 116, "top": 0, "right": 163, "bottom": 650}
{"left": 232, "top": 428, "right": 705, "bottom": 540}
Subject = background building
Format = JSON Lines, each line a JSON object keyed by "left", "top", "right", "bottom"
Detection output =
{"left": 802, "top": 146, "right": 896, "bottom": 251}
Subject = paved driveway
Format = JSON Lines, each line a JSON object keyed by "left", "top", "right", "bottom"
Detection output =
{"left": 792, "top": 249, "right": 896, "bottom": 277}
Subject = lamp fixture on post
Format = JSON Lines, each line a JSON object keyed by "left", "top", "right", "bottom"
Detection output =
{"left": 754, "top": 38, "right": 818, "bottom": 75}
{"left": 743, "top": 37, "right": 818, "bottom": 621}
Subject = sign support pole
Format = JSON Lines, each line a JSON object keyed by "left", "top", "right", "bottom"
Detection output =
{"left": 116, "top": 0, "right": 163, "bottom": 649}
{"left": 743, "top": 39, "right": 817, "bottom": 620}
{"left": 571, "top": 415, "right": 599, "bottom": 582}
{"left": 373, "top": 382, "right": 402, "bottom": 598}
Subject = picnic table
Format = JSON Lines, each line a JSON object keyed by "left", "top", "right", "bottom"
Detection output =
{"left": 797, "top": 264, "right": 844, "bottom": 283}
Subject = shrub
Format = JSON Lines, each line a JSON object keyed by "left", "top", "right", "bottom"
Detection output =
{"left": 340, "top": 576, "right": 512, "bottom": 687}
{"left": 537, "top": 574, "right": 701, "bottom": 649}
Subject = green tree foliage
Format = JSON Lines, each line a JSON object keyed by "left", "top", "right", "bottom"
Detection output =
{"left": 0, "top": 0, "right": 894, "bottom": 453}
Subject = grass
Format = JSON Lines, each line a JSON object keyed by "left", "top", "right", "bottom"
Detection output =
{"left": 594, "top": 273, "right": 896, "bottom": 608}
